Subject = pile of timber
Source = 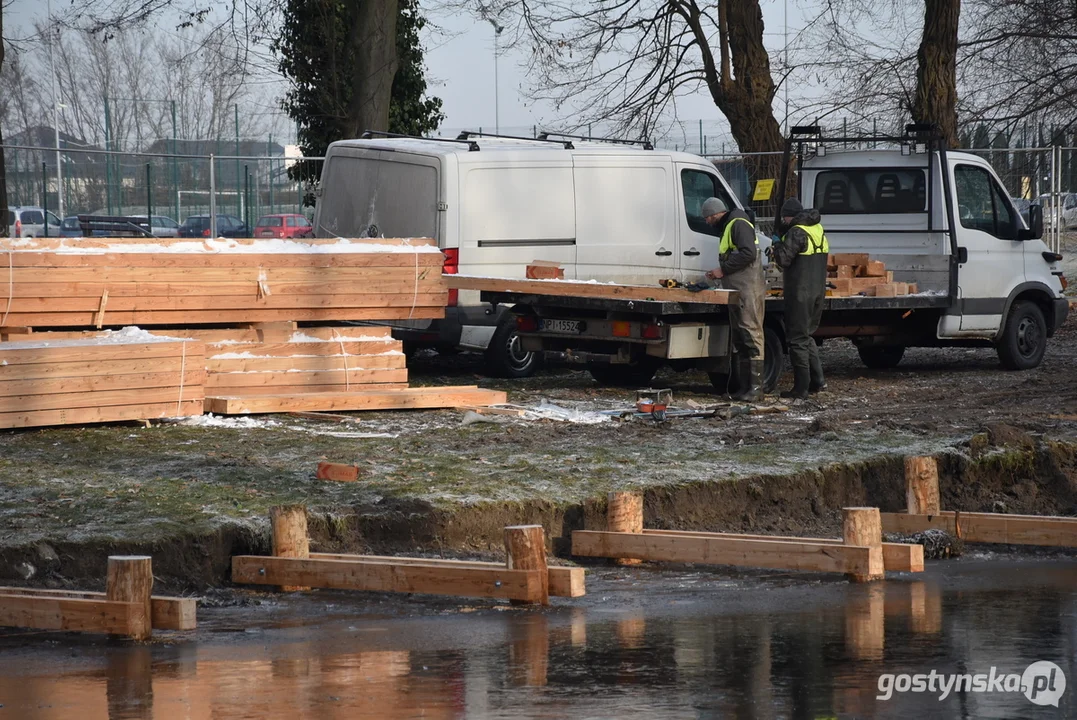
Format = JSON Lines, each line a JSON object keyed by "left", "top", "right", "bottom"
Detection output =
{"left": 183, "top": 326, "right": 409, "bottom": 397}
{"left": 0, "top": 330, "right": 204, "bottom": 429}
{"left": 826, "top": 253, "right": 919, "bottom": 298}
{"left": 0, "top": 236, "right": 446, "bottom": 330}
{"left": 446, "top": 275, "right": 737, "bottom": 305}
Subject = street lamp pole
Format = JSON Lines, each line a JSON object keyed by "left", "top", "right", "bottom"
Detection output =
{"left": 47, "top": 0, "right": 63, "bottom": 218}
{"left": 486, "top": 18, "right": 503, "bottom": 134}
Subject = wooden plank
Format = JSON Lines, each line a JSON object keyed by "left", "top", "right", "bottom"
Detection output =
{"left": 446, "top": 275, "right": 737, "bottom": 305}
{"left": 9, "top": 267, "right": 442, "bottom": 285}
{"left": 205, "top": 341, "right": 398, "bottom": 356}
{"left": 881, "top": 511, "right": 1077, "bottom": 547}
{"left": 206, "top": 383, "right": 409, "bottom": 397}
{"left": 308, "top": 553, "right": 585, "bottom": 598}
{"left": 205, "top": 354, "right": 405, "bottom": 373}
{"left": 0, "top": 357, "right": 191, "bottom": 381}
{"left": 0, "top": 593, "right": 143, "bottom": 636}
{"left": 205, "top": 369, "right": 408, "bottom": 389}
{"left": 0, "top": 386, "right": 204, "bottom": 413}
{"left": 572, "top": 530, "right": 872, "bottom": 574}
{"left": 0, "top": 587, "right": 196, "bottom": 630}
{"left": 639, "top": 529, "right": 922, "bottom": 572}
{"left": 231, "top": 555, "right": 545, "bottom": 602}
{"left": 0, "top": 370, "right": 205, "bottom": 398}
{"left": 7, "top": 293, "right": 448, "bottom": 313}
{"left": 828, "top": 253, "right": 870, "bottom": 268}
{"left": 10, "top": 279, "right": 445, "bottom": 298}
{"left": 0, "top": 340, "right": 197, "bottom": 366}
{"left": 0, "top": 400, "right": 204, "bottom": 429}
{"left": 0, "top": 307, "right": 446, "bottom": 326}
{"left": 0, "top": 251, "right": 445, "bottom": 269}
{"left": 205, "top": 387, "right": 509, "bottom": 415}
{"left": 2, "top": 236, "right": 437, "bottom": 249}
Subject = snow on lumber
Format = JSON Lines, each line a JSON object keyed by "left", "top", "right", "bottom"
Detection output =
{"left": 0, "top": 237, "right": 447, "bottom": 328}
{"left": 0, "top": 336, "right": 205, "bottom": 429}
{"left": 445, "top": 275, "right": 737, "bottom": 305}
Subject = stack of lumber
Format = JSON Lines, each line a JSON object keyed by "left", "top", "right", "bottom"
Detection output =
{"left": 446, "top": 275, "right": 736, "bottom": 304}
{"left": 0, "top": 236, "right": 446, "bottom": 330}
{"left": 0, "top": 329, "right": 204, "bottom": 429}
{"left": 182, "top": 326, "right": 408, "bottom": 397}
{"left": 826, "top": 254, "right": 919, "bottom": 297}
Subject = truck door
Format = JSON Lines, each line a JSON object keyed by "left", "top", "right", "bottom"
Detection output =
{"left": 675, "top": 166, "right": 736, "bottom": 279}
{"left": 951, "top": 162, "right": 1025, "bottom": 332}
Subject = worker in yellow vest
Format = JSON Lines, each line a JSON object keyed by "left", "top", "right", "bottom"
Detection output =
{"left": 771, "top": 197, "right": 829, "bottom": 400}
{"left": 702, "top": 196, "right": 766, "bottom": 401}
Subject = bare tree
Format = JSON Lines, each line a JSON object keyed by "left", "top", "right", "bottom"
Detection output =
{"left": 913, "top": 0, "right": 960, "bottom": 146}
{"left": 449, "top": 0, "right": 785, "bottom": 155}
{"left": 1, "top": 2, "right": 6, "bottom": 235}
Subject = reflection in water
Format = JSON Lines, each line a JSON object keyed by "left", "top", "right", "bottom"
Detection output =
{"left": 0, "top": 568, "right": 1073, "bottom": 719}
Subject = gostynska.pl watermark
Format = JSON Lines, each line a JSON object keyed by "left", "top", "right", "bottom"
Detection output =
{"left": 877, "top": 661, "right": 1066, "bottom": 707}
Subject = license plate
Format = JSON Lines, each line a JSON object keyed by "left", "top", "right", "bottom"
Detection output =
{"left": 539, "top": 319, "right": 581, "bottom": 334}
{"left": 259, "top": 231, "right": 274, "bottom": 237}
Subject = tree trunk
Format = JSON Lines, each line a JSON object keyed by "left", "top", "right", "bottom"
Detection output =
{"left": 0, "top": 5, "right": 8, "bottom": 236}
{"left": 912, "top": 0, "right": 960, "bottom": 148}
{"left": 345, "top": 0, "right": 401, "bottom": 136}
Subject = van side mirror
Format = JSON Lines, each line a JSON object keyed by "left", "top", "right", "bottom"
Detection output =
{"left": 1020, "top": 203, "right": 1044, "bottom": 241}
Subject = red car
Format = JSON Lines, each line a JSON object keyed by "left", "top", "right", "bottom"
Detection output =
{"left": 254, "top": 213, "right": 314, "bottom": 239}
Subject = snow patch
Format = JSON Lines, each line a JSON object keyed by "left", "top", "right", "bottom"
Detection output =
{"left": 288, "top": 331, "right": 395, "bottom": 343}
{"left": 0, "top": 326, "right": 192, "bottom": 350}
{"left": 25, "top": 237, "right": 441, "bottom": 255}
{"left": 177, "top": 414, "right": 281, "bottom": 429}
{"left": 522, "top": 400, "right": 612, "bottom": 425}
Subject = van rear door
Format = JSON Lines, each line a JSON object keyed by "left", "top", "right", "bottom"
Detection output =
{"left": 314, "top": 148, "right": 440, "bottom": 242}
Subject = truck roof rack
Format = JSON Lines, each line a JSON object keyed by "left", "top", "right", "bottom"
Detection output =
{"left": 360, "top": 130, "right": 480, "bottom": 152}
{"left": 537, "top": 131, "right": 654, "bottom": 151}
{"left": 455, "top": 131, "right": 575, "bottom": 149}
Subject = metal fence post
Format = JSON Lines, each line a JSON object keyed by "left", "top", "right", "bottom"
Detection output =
{"left": 42, "top": 161, "right": 49, "bottom": 235}
{"left": 146, "top": 163, "right": 152, "bottom": 223}
{"left": 209, "top": 154, "right": 217, "bottom": 238}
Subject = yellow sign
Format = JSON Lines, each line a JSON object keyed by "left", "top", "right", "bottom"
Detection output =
{"left": 753, "top": 179, "right": 775, "bottom": 201}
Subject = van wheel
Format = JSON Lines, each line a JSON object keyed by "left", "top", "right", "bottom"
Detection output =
{"left": 858, "top": 345, "right": 905, "bottom": 369}
{"left": 588, "top": 357, "right": 660, "bottom": 387}
{"left": 484, "top": 318, "right": 541, "bottom": 378}
{"left": 997, "top": 300, "right": 1047, "bottom": 370}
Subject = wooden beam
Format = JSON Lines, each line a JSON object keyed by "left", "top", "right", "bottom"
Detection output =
{"left": 842, "top": 508, "right": 885, "bottom": 582}
{"left": 505, "top": 526, "right": 549, "bottom": 606}
{"left": 905, "top": 456, "right": 940, "bottom": 515}
{"left": 446, "top": 274, "right": 737, "bottom": 305}
{"left": 607, "top": 492, "right": 643, "bottom": 566}
{"left": 308, "top": 553, "right": 585, "bottom": 598}
{"left": 270, "top": 505, "right": 310, "bottom": 592}
{"left": 231, "top": 556, "right": 546, "bottom": 602}
{"left": 880, "top": 511, "right": 1077, "bottom": 547}
{"left": 572, "top": 530, "right": 873, "bottom": 575}
{"left": 0, "top": 400, "right": 205, "bottom": 430}
{"left": 638, "top": 530, "right": 923, "bottom": 572}
{"left": 0, "top": 594, "right": 144, "bottom": 636}
{"left": 204, "top": 387, "right": 509, "bottom": 415}
{"left": 106, "top": 556, "right": 153, "bottom": 641}
{"left": 0, "top": 587, "right": 196, "bottom": 631}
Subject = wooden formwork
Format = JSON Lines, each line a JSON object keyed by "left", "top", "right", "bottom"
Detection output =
{"left": 881, "top": 455, "right": 1077, "bottom": 546}
{"left": 232, "top": 506, "right": 584, "bottom": 604}
{"left": 0, "top": 556, "right": 197, "bottom": 639}
{"left": 573, "top": 492, "right": 924, "bottom": 582}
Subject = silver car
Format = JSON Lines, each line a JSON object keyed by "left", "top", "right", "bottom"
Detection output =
{"left": 7, "top": 206, "right": 62, "bottom": 237}
{"left": 129, "top": 214, "right": 181, "bottom": 238}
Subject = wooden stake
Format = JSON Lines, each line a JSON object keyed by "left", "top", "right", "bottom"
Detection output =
{"left": 105, "top": 555, "right": 153, "bottom": 640}
{"left": 842, "top": 508, "right": 885, "bottom": 582}
{"left": 504, "top": 525, "right": 549, "bottom": 605}
{"left": 905, "top": 456, "right": 941, "bottom": 515}
{"left": 607, "top": 491, "right": 643, "bottom": 566}
{"left": 270, "top": 505, "right": 310, "bottom": 592}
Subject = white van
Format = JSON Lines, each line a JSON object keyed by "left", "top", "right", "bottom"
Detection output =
{"left": 313, "top": 133, "right": 753, "bottom": 376}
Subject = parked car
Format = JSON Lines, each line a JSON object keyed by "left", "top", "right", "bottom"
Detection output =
{"left": 179, "top": 214, "right": 251, "bottom": 238}
{"left": 59, "top": 216, "right": 83, "bottom": 237}
{"left": 1062, "top": 192, "right": 1077, "bottom": 230}
{"left": 7, "top": 206, "right": 62, "bottom": 237}
{"left": 130, "top": 214, "right": 181, "bottom": 238}
{"left": 253, "top": 213, "right": 314, "bottom": 239}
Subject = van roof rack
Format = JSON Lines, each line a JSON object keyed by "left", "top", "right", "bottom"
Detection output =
{"left": 455, "top": 131, "right": 574, "bottom": 149}
{"left": 537, "top": 131, "right": 654, "bottom": 151}
{"left": 360, "top": 130, "right": 480, "bottom": 151}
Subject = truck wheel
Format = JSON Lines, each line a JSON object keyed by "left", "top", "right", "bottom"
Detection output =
{"left": 857, "top": 345, "right": 905, "bottom": 369}
{"left": 996, "top": 300, "right": 1047, "bottom": 370}
{"left": 485, "top": 317, "right": 541, "bottom": 378}
{"left": 588, "top": 358, "right": 660, "bottom": 387}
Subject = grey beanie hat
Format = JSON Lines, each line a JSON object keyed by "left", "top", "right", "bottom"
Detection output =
{"left": 700, "top": 197, "right": 728, "bottom": 218}
{"left": 780, "top": 197, "right": 804, "bottom": 216}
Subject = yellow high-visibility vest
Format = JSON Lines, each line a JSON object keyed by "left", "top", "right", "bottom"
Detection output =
{"left": 790, "top": 223, "right": 829, "bottom": 255}
{"left": 719, "top": 216, "right": 757, "bottom": 255}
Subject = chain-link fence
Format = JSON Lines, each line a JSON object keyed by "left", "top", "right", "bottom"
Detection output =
{"left": 3, "top": 145, "right": 323, "bottom": 235}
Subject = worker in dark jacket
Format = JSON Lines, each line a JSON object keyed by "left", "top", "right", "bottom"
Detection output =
{"left": 771, "top": 197, "right": 828, "bottom": 399}
{"left": 702, "top": 196, "right": 766, "bottom": 401}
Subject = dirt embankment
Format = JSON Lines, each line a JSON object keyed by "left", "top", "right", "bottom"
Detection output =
{"left": 2, "top": 424, "right": 1073, "bottom": 591}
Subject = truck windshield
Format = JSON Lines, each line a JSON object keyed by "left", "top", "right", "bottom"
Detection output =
{"left": 814, "top": 168, "right": 926, "bottom": 214}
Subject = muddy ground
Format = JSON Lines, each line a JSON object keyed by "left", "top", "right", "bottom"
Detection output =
{"left": 0, "top": 308, "right": 1075, "bottom": 591}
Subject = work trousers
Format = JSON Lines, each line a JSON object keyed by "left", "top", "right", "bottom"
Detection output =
{"left": 783, "top": 252, "right": 827, "bottom": 385}
{"left": 721, "top": 251, "right": 766, "bottom": 359}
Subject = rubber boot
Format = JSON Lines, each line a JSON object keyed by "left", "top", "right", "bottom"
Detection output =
{"left": 808, "top": 353, "right": 827, "bottom": 394}
{"left": 733, "top": 360, "right": 763, "bottom": 402}
{"left": 781, "top": 367, "right": 811, "bottom": 400}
